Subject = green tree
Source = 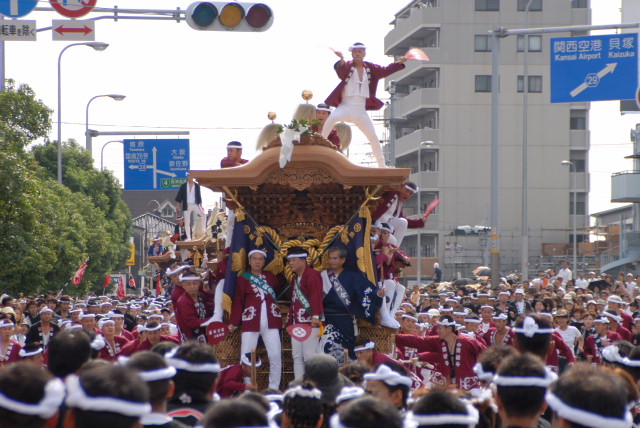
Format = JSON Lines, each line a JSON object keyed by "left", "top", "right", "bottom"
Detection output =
{"left": 0, "top": 80, "right": 131, "bottom": 295}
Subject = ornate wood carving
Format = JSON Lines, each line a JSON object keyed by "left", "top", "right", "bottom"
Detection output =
{"left": 266, "top": 167, "right": 335, "bottom": 191}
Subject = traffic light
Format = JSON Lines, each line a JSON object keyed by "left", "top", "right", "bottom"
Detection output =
{"left": 186, "top": 2, "right": 273, "bottom": 31}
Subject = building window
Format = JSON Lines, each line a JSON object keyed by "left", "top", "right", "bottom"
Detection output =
{"left": 475, "top": 0, "right": 499, "bottom": 11}
{"left": 570, "top": 194, "right": 586, "bottom": 215}
{"left": 570, "top": 110, "right": 587, "bottom": 130}
{"left": 571, "top": 0, "right": 587, "bottom": 8}
{"left": 517, "top": 0, "right": 542, "bottom": 11}
{"left": 517, "top": 35, "right": 542, "bottom": 52}
{"left": 517, "top": 75, "right": 543, "bottom": 93}
{"left": 475, "top": 35, "right": 490, "bottom": 52}
{"left": 475, "top": 75, "right": 492, "bottom": 92}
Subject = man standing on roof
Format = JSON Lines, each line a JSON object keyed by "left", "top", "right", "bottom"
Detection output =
{"left": 175, "top": 173, "right": 205, "bottom": 241}
{"left": 323, "top": 42, "right": 406, "bottom": 167}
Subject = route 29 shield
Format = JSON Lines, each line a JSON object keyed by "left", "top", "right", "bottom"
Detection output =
{"left": 286, "top": 323, "right": 312, "bottom": 342}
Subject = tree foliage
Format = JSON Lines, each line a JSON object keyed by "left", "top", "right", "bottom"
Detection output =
{"left": 0, "top": 80, "right": 131, "bottom": 296}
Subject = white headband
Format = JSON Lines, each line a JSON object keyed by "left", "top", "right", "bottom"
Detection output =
{"left": 348, "top": 43, "right": 367, "bottom": 51}
{"left": 80, "top": 313, "right": 96, "bottom": 319}
{"left": 65, "top": 375, "right": 151, "bottom": 417}
{"left": 39, "top": 308, "right": 53, "bottom": 315}
{"left": 166, "top": 349, "right": 221, "bottom": 374}
{"left": 363, "top": 364, "right": 412, "bottom": 387}
{"left": 353, "top": 341, "right": 375, "bottom": 353}
{"left": 472, "top": 362, "right": 494, "bottom": 382}
{"left": 105, "top": 312, "right": 124, "bottom": 318}
{"left": 336, "top": 386, "right": 365, "bottom": 405}
{"left": 91, "top": 335, "right": 105, "bottom": 351}
{"left": 179, "top": 273, "right": 202, "bottom": 282}
{"left": 602, "top": 311, "right": 622, "bottom": 323}
{"left": 0, "top": 320, "right": 15, "bottom": 328}
{"left": 98, "top": 319, "right": 115, "bottom": 329}
{"left": 402, "top": 315, "right": 418, "bottom": 322}
{"left": 287, "top": 253, "right": 308, "bottom": 259}
{"left": 546, "top": 392, "right": 632, "bottom": 428}
{"left": 284, "top": 385, "right": 322, "bottom": 400}
{"left": 437, "top": 319, "right": 457, "bottom": 327}
{"left": 465, "top": 318, "right": 482, "bottom": 324}
{"left": 19, "top": 347, "right": 44, "bottom": 358}
{"left": 166, "top": 265, "right": 190, "bottom": 276}
{"left": 248, "top": 249, "right": 267, "bottom": 258}
{"left": 140, "top": 324, "right": 162, "bottom": 333}
{"left": 594, "top": 317, "right": 610, "bottom": 324}
{"left": 513, "top": 316, "right": 554, "bottom": 338}
{"left": 493, "top": 367, "right": 557, "bottom": 387}
{"left": 406, "top": 403, "right": 479, "bottom": 427}
{"left": 601, "top": 345, "right": 640, "bottom": 367}
{"left": 117, "top": 355, "right": 177, "bottom": 381}
{"left": 0, "top": 378, "right": 65, "bottom": 419}
{"left": 493, "top": 314, "right": 508, "bottom": 321}
{"left": 404, "top": 184, "right": 418, "bottom": 194}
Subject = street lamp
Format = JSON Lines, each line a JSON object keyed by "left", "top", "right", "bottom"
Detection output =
{"left": 86, "top": 94, "right": 126, "bottom": 154}
{"left": 100, "top": 140, "right": 124, "bottom": 171}
{"left": 561, "top": 160, "right": 577, "bottom": 277}
{"left": 57, "top": 42, "right": 109, "bottom": 184}
{"left": 416, "top": 140, "right": 434, "bottom": 284}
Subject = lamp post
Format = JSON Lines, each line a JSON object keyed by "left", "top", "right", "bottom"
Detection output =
{"left": 86, "top": 94, "right": 126, "bottom": 154}
{"left": 561, "top": 160, "right": 577, "bottom": 277}
{"left": 416, "top": 140, "right": 434, "bottom": 285}
{"left": 100, "top": 140, "right": 124, "bottom": 171}
{"left": 57, "top": 42, "right": 109, "bottom": 184}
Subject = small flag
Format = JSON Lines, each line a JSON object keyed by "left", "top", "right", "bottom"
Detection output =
{"left": 404, "top": 48, "right": 429, "bottom": 61}
{"left": 117, "top": 277, "right": 126, "bottom": 299}
{"left": 72, "top": 259, "right": 89, "bottom": 286}
{"left": 156, "top": 275, "right": 162, "bottom": 296}
{"left": 103, "top": 274, "right": 111, "bottom": 289}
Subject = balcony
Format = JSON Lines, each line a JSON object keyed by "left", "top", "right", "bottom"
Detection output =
{"left": 385, "top": 7, "right": 442, "bottom": 56}
{"left": 413, "top": 171, "right": 440, "bottom": 189}
{"left": 569, "top": 172, "right": 589, "bottom": 192}
{"left": 397, "top": 87, "right": 440, "bottom": 115}
{"left": 611, "top": 171, "right": 640, "bottom": 202}
{"left": 390, "top": 63, "right": 440, "bottom": 88}
{"left": 569, "top": 130, "right": 589, "bottom": 149}
{"left": 396, "top": 128, "right": 441, "bottom": 155}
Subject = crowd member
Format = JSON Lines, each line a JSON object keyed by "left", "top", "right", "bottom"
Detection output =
{"left": 354, "top": 339, "right": 399, "bottom": 370}
{"left": 407, "top": 390, "right": 479, "bottom": 428}
{"left": 64, "top": 364, "right": 150, "bottom": 428}
{"left": 286, "top": 247, "right": 324, "bottom": 379}
{"left": 547, "top": 364, "right": 632, "bottom": 428}
{"left": 281, "top": 383, "right": 324, "bottom": 428}
{"left": 19, "top": 343, "right": 45, "bottom": 367}
{"left": 199, "top": 399, "right": 268, "bottom": 428}
{"left": 166, "top": 341, "right": 221, "bottom": 427}
{"left": 97, "top": 318, "right": 128, "bottom": 361}
{"left": 362, "top": 363, "right": 412, "bottom": 411}
{"left": 124, "top": 351, "right": 187, "bottom": 428}
{"left": 229, "top": 249, "right": 283, "bottom": 391}
{"left": 220, "top": 141, "right": 249, "bottom": 168}
{"left": 26, "top": 307, "right": 59, "bottom": 348}
{"left": 0, "top": 319, "right": 21, "bottom": 367}
{"left": 216, "top": 353, "right": 259, "bottom": 398}
{"left": 554, "top": 309, "right": 582, "bottom": 358}
{"left": 323, "top": 42, "right": 406, "bottom": 167}
{"left": 332, "top": 396, "right": 403, "bottom": 428}
{"left": 583, "top": 317, "right": 622, "bottom": 364}
{"left": 0, "top": 362, "right": 64, "bottom": 428}
{"left": 493, "top": 353, "right": 556, "bottom": 428}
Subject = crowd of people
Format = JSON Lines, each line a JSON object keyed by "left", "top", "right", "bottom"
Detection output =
{"left": 1, "top": 255, "right": 640, "bottom": 428}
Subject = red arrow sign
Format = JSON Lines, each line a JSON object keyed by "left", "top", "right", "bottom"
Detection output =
{"left": 55, "top": 25, "right": 93, "bottom": 35}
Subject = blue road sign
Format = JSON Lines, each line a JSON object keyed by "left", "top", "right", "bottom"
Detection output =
{"left": 124, "top": 139, "right": 190, "bottom": 191}
{"left": 0, "top": 0, "right": 37, "bottom": 18}
{"left": 551, "top": 34, "right": 638, "bottom": 103}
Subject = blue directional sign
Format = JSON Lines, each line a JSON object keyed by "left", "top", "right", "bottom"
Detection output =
{"left": 124, "top": 139, "right": 190, "bottom": 191}
{"left": 551, "top": 34, "right": 638, "bottom": 103}
{"left": 0, "top": 0, "right": 37, "bottom": 17}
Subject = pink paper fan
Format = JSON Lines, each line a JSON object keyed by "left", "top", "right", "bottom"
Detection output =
{"left": 405, "top": 48, "right": 429, "bottom": 61}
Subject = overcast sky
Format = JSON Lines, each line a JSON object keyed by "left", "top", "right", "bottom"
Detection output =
{"left": 3, "top": 0, "right": 637, "bottom": 218}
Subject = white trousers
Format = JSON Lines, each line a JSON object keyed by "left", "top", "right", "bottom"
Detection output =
{"left": 241, "top": 324, "right": 282, "bottom": 390}
{"left": 291, "top": 327, "right": 320, "bottom": 379}
{"left": 212, "top": 280, "right": 225, "bottom": 322}
{"left": 322, "top": 97, "right": 385, "bottom": 167}
{"left": 388, "top": 217, "right": 408, "bottom": 246}
{"left": 383, "top": 279, "right": 406, "bottom": 315}
{"left": 184, "top": 202, "right": 205, "bottom": 241}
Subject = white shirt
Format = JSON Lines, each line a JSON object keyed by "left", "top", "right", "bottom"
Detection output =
{"left": 187, "top": 181, "right": 197, "bottom": 204}
{"left": 575, "top": 277, "right": 588, "bottom": 289}
{"left": 343, "top": 67, "right": 370, "bottom": 98}
{"left": 556, "top": 325, "right": 581, "bottom": 356}
{"left": 558, "top": 267, "right": 572, "bottom": 283}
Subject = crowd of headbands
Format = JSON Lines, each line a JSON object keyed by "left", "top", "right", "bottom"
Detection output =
{"left": 1, "top": 264, "right": 640, "bottom": 428}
